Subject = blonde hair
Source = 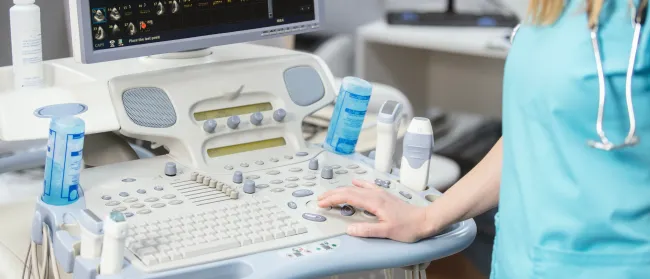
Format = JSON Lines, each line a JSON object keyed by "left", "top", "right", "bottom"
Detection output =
{"left": 527, "top": 0, "right": 650, "bottom": 28}
{"left": 526, "top": 0, "right": 603, "bottom": 27}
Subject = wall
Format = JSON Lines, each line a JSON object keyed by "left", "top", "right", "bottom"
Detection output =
{"left": 0, "top": 0, "right": 71, "bottom": 67}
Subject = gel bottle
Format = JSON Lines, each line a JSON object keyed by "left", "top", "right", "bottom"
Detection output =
{"left": 324, "top": 77, "right": 373, "bottom": 154}
{"left": 42, "top": 116, "right": 85, "bottom": 206}
{"left": 10, "top": 0, "right": 45, "bottom": 90}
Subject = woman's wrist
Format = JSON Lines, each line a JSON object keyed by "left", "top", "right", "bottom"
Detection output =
{"left": 418, "top": 205, "right": 444, "bottom": 239}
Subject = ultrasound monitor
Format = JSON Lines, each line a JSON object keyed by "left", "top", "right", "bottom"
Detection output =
{"left": 69, "top": 0, "right": 323, "bottom": 63}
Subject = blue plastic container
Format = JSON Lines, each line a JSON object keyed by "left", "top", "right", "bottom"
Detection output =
{"left": 324, "top": 77, "right": 373, "bottom": 154}
{"left": 42, "top": 116, "right": 85, "bottom": 206}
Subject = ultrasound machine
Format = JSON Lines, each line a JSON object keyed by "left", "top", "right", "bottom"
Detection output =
{"left": 0, "top": 0, "right": 476, "bottom": 278}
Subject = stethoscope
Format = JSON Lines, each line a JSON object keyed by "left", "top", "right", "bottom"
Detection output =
{"left": 510, "top": 0, "right": 647, "bottom": 151}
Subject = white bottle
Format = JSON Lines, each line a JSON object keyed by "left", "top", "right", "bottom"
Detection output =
{"left": 10, "top": 0, "right": 45, "bottom": 90}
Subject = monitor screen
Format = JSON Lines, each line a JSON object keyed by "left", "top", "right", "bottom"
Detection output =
{"left": 88, "top": 0, "right": 316, "bottom": 51}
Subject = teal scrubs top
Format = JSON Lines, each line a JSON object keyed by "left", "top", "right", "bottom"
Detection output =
{"left": 493, "top": 0, "right": 650, "bottom": 278}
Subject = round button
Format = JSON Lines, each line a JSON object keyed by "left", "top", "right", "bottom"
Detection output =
{"left": 331, "top": 165, "right": 341, "bottom": 169}
{"left": 289, "top": 167, "right": 302, "bottom": 172}
{"left": 113, "top": 206, "right": 127, "bottom": 212}
{"left": 227, "top": 116, "right": 241, "bottom": 129}
{"left": 284, "top": 155, "right": 293, "bottom": 160}
{"left": 101, "top": 195, "right": 112, "bottom": 200}
{"left": 106, "top": 201, "right": 120, "bottom": 206}
{"left": 119, "top": 192, "right": 129, "bottom": 197}
{"left": 255, "top": 161, "right": 264, "bottom": 165}
{"left": 123, "top": 197, "right": 138, "bottom": 203}
{"left": 285, "top": 183, "right": 299, "bottom": 188}
{"left": 246, "top": 175, "right": 260, "bottom": 180}
{"left": 165, "top": 162, "right": 177, "bottom": 177}
{"left": 302, "top": 182, "right": 316, "bottom": 187}
{"left": 162, "top": 194, "right": 176, "bottom": 199}
{"left": 267, "top": 170, "right": 281, "bottom": 175}
{"left": 250, "top": 112, "right": 264, "bottom": 126}
{"left": 296, "top": 152, "right": 309, "bottom": 157}
{"left": 137, "top": 189, "right": 146, "bottom": 194}
{"left": 145, "top": 197, "right": 160, "bottom": 202}
{"left": 336, "top": 170, "right": 348, "bottom": 174}
{"left": 240, "top": 163, "right": 250, "bottom": 168}
{"left": 169, "top": 200, "right": 184, "bottom": 205}
{"left": 225, "top": 165, "right": 234, "bottom": 170}
{"left": 131, "top": 203, "right": 145, "bottom": 208}
{"left": 124, "top": 212, "right": 134, "bottom": 218}
{"left": 152, "top": 203, "right": 166, "bottom": 208}
{"left": 122, "top": 178, "right": 136, "bottom": 182}
{"left": 270, "top": 180, "right": 283, "bottom": 184}
{"left": 154, "top": 186, "right": 164, "bottom": 191}
{"left": 271, "top": 188, "right": 285, "bottom": 193}
{"left": 347, "top": 165, "right": 360, "bottom": 169}
{"left": 286, "top": 177, "right": 299, "bottom": 182}
{"left": 203, "top": 119, "right": 217, "bottom": 133}
{"left": 273, "top": 109, "right": 287, "bottom": 122}
{"left": 256, "top": 184, "right": 269, "bottom": 189}
{"left": 270, "top": 158, "right": 279, "bottom": 163}
{"left": 137, "top": 209, "right": 152, "bottom": 215}
{"left": 303, "top": 175, "right": 316, "bottom": 180}
{"left": 355, "top": 170, "right": 367, "bottom": 174}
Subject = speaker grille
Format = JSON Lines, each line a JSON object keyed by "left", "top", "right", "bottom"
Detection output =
{"left": 122, "top": 87, "right": 177, "bottom": 128}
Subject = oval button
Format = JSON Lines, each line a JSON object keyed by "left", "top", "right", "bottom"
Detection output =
{"left": 101, "top": 195, "right": 112, "bottom": 200}
{"left": 161, "top": 194, "right": 176, "bottom": 199}
{"left": 285, "top": 183, "right": 299, "bottom": 188}
{"left": 271, "top": 188, "right": 285, "bottom": 193}
{"left": 106, "top": 201, "right": 120, "bottom": 206}
{"left": 292, "top": 189, "right": 314, "bottom": 198}
{"left": 302, "top": 182, "right": 316, "bottom": 187}
{"left": 270, "top": 180, "right": 283, "bottom": 184}
{"left": 287, "top": 202, "right": 297, "bottom": 209}
{"left": 131, "top": 203, "right": 145, "bottom": 209}
{"left": 267, "top": 170, "right": 281, "bottom": 175}
{"left": 113, "top": 206, "right": 127, "bottom": 212}
{"left": 123, "top": 197, "right": 138, "bottom": 203}
{"left": 286, "top": 177, "right": 299, "bottom": 182}
{"left": 145, "top": 197, "right": 159, "bottom": 202}
{"left": 169, "top": 200, "right": 184, "bottom": 205}
{"left": 152, "top": 203, "right": 166, "bottom": 208}
{"left": 137, "top": 209, "right": 152, "bottom": 215}
{"left": 256, "top": 184, "right": 269, "bottom": 189}
{"left": 119, "top": 192, "right": 129, "bottom": 197}
{"left": 302, "top": 213, "right": 326, "bottom": 222}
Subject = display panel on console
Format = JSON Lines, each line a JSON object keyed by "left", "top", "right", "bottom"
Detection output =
{"left": 88, "top": 0, "right": 316, "bottom": 51}
{"left": 194, "top": 102, "right": 273, "bottom": 121}
{"left": 207, "top": 137, "right": 286, "bottom": 157}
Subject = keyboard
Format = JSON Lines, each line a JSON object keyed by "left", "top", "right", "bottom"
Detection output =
{"left": 125, "top": 198, "right": 308, "bottom": 266}
{"left": 83, "top": 149, "right": 432, "bottom": 273}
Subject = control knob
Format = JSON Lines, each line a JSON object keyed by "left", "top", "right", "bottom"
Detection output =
{"left": 250, "top": 112, "right": 264, "bottom": 126}
{"left": 273, "top": 109, "right": 287, "bottom": 122}
{"left": 243, "top": 180, "right": 256, "bottom": 194}
{"left": 164, "top": 162, "right": 177, "bottom": 176}
{"left": 233, "top": 171, "right": 243, "bottom": 184}
{"left": 309, "top": 159, "right": 319, "bottom": 170}
{"left": 227, "top": 116, "right": 241, "bottom": 129}
{"left": 321, "top": 166, "right": 334, "bottom": 179}
{"left": 203, "top": 119, "right": 217, "bottom": 133}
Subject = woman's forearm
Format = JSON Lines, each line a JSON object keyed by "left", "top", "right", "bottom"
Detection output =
{"left": 420, "top": 138, "right": 503, "bottom": 236}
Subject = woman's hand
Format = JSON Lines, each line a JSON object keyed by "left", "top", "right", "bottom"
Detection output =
{"left": 317, "top": 179, "right": 434, "bottom": 243}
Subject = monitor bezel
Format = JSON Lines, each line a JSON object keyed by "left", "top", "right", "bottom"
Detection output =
{"left": 75, "top": 0, "right": 324, "bottom": 63}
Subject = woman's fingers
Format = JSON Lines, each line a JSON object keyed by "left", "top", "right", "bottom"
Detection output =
{"left": 347, "top": 223, "right": 390, "bottom": 238}
{"left": 352, "top": 179, "right": 377, "bottom": 189}
{"left": 317, "top": 190, "right": 379, "bottom": 211}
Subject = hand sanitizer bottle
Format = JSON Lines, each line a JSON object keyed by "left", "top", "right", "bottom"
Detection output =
{"left": 10, "top": 0, "right": 45, "bottom": 90}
